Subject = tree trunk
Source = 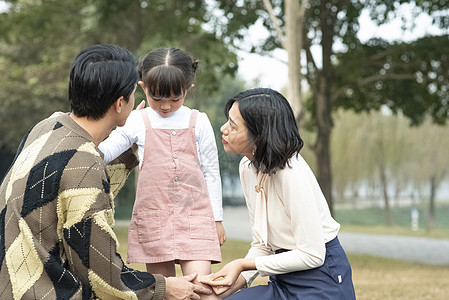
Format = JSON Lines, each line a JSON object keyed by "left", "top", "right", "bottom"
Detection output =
{"left": 314, "top": 1, "right": 334, "bottom": 213}
{"left": 427, "top": 175, "right": 437, "bottom": 231}
{"left": 315, "top": 96, "right": 333, "bottom": 212}
{"left": 263, "top": 0, "right": 306, "bottom": 120}
{"left": 285, "top": 0, "right": 304, "bottom": 119}
{"left": 379, "top": 161, "right": 394, "bottom": 227}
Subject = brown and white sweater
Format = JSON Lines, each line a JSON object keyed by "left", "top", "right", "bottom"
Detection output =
{"left": 0, "top": 114, "right": 165, "bottom": 299}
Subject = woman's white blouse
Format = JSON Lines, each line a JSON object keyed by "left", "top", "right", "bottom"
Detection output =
{"left": 239, "top": 155, "right": 340, "bottom": 284}
{"left": 99, "top": 106, "right": 223, "bottom": 221}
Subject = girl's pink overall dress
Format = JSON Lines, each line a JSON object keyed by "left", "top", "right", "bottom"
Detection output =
{"left": 127, "top": 109, "right": 222, "bottom": 264}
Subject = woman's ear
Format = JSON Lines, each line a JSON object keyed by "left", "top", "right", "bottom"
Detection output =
{"left": 138, "top": 81, "right": 145, "bottom": 90}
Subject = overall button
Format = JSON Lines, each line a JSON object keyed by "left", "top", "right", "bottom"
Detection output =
{"left": 174, "top": 176, "right": 179, "bottom": 182}
{"left": 173, "top": 153, "right": 178, "bottom": 159}
{"left": 171, "top": 130, "right": 177, "bottom": 136}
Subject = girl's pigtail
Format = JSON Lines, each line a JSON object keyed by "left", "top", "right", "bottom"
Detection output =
{"left": 192, "top": 59, "right": 199, "bottom": 72}
{"left": 137, "top": 60, "right": 144, "bottom": 81}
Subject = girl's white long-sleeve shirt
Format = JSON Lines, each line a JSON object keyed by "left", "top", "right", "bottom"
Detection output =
{"left": 239, "top": 155, "right": 340, "bottom": 285}
{"left": 99, "top": 106, "right": 223, "bottom": 221}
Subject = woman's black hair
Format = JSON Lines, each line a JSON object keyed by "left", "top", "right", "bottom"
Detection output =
{"left": 69, "top": 44, "right": 138, "bottom": 120}
{"left": 224, "top": 88, "right": 304, "bottom": 175}
{"left": 138, "top": 47, "right": 198, "bottom": 98}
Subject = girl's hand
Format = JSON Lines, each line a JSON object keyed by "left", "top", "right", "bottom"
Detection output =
{"left": 135, "top": 100, "right": 146, "bottom": 110}
{"left": 215, "top": 221, "right": 227, "bottom": 246}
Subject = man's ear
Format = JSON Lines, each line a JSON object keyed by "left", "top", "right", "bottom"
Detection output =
{"left": 138, "top": 81, "right": 145, "bottom": 90}
{"left": 113, "top": 96, "right": 125, "bottom": 113}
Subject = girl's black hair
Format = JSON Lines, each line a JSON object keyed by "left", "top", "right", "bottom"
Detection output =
{"left": 225, "top": 88, "right": 304, "bottom": 175}
{"left": 138, "top": 47, "right": 198, "bottom": 98}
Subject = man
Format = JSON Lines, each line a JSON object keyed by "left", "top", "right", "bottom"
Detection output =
{"left": 0, "top": 44, "right": 211, "bottom": 299}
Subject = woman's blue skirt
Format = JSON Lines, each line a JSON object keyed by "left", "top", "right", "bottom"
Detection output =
{"left": 225, "top": 237, "right": 356, "bottom": 299}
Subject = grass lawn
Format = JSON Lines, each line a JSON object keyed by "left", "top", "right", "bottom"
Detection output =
{"left": 334, "top": 202, "right": 449, "bottom": 238}
{"left": 113, "top": 226, "right": 449, "bottom": 299}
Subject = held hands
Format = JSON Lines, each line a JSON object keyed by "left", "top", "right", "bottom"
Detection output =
{"left": 165, "top": 273, "right": 212, "bottom": 300}
{"left": 198, "top": 259, "right": 247, "bottom": 295}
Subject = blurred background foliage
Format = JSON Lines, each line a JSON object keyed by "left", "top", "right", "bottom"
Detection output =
{"left": 1, "top": 0, "right": 449, "bottom": 232}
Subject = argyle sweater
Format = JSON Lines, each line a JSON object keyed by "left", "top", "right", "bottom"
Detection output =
{"left": 0, "top": 114, "right": 165, "bottom": 299}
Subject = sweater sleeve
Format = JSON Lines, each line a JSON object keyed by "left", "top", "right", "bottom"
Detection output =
{"left": 106, "top": 148, "right": 139, "bottom": 199}
{"left": 58, "top": 146, "right": 165, "bottom": 300}
{"left": 196, "top": 112, "right": 223, "bottom": 221}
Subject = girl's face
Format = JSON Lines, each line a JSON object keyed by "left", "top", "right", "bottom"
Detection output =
{"left": 139, "top": 81, "right": 185, "bottom": 118}
{"left": 220, "top": 102, "right": 254, "bottom": 159}
{"left": 147, "top": 94, "right": 185, "bottom": 118}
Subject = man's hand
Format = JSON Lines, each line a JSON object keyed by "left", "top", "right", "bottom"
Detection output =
{"left": 165, "top": 273, "right": 213, "bottom": 300}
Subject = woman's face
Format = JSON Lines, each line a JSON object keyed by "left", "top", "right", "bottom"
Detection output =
{"left": 220, "top": 102, "right": 254, "bottom": 159}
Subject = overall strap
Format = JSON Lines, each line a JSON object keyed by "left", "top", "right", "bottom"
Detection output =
{"left": 139, "top": 109, "right": 152, "bottom": 129}
{"left": 189, "top": 109, "right": 199, "bottom": 129}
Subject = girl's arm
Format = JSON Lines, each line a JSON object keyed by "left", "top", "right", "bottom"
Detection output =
{"left": 99, "top": 110, "right": 142, "bottom": 163}
{"left": 196, "top": 113, "right": 223, "bottom": 222}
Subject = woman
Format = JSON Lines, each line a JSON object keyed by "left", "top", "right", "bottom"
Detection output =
{"left": 201, "top": 88, "right": 356, "bottom": 299}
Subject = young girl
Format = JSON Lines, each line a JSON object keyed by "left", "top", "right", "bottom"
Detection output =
{"left": 99, "top": 47, "right": 225, "bottom": 299}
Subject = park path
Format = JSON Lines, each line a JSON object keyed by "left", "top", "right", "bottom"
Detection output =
{"left": 221, "top": 206, "right": 449, "bottom": 266}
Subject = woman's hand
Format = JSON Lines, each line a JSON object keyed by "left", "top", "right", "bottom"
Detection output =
{"left": 199, "top": 259, "right": 251, "bottom": 295}
{"left": 215, "top": 275, "right": 247, "bottom": 298}
{"left": 215, "top": 221, "right": 227, "bottom": 246}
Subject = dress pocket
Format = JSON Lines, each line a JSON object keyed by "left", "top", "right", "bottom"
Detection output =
{"left": 325, "top": 250, "right": 339, "bottom": 284}
{"left": 325, "top": 246, "right": 350, "bottom": 284}
{"left": 136, "top": 210, "right": 161, "bottom": 243}
{"left": 188, "top": 212, "right": 214, "bottom": 240}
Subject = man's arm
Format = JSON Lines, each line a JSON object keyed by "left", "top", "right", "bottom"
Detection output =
{"left": 58, "top": 147, "right": 165, "bottom": 299}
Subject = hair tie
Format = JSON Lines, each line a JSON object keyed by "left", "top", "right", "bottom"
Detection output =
{"left": 192, "top": 59, "right": 199, "bottom": 71}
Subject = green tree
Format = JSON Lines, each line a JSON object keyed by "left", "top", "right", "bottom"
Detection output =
{"left": 215, "top": 0, "right": 449, "bottom": 213}
{"left": 331, "top": 109, "right": 449, "bottom": 228}
{"left": 0, "top": 0, "right": 238, "bottom": 152}
{"left": 409, "top": 119, "right": 449, "bottom": 231}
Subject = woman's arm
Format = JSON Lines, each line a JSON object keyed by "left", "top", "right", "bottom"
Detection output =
{"left": 255, "top": 157, "right": 328, "bottom": 276}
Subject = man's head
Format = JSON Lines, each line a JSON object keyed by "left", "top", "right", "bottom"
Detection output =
{"left": 69, "top": 44, "right": 138, "bottom": 120}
